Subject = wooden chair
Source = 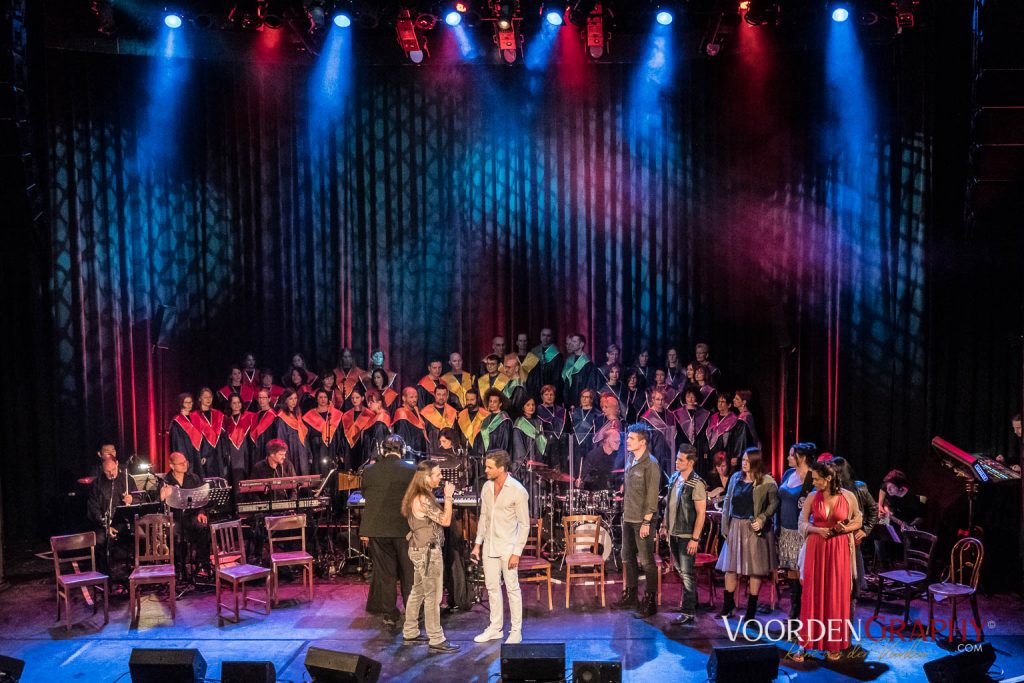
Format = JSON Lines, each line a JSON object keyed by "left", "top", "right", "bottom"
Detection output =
{"left": 874, "top": 528, "right": 937, "bottom": 623}
{"left": 50, "top": 532, "right": 109, "bottom": 632}
{"left": 562, "top": 515, "right": 605, "bottom": 608}
{"left": 265, "top": 514, "right": 314, "bottom": 605}
{"left": 694, "top": 512, "right": 721, "bottom": 607}
{"left": 210, "top": 520, "right": 272, "bottom": 624}
{"left": 517, "top": 518, "right": 553, "bottom": 611}
{"left": 128, "top": 514, "right": 176, "bottom": 626}
{"left": 928, "top": 537, "right": 984, "bottom": 642}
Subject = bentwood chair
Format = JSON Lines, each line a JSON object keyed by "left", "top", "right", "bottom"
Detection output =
{"left": 562, "top": 515, "right": 606, "bottom": 608}
{"left": 517, "top": 518, "right": 553, "bottom": 611}
{"left": 210, "top": 519, "right": 272, "bottom": 624}
{"left": 50, "top": 532, "right": 109, "bottom": 632}
{"left": 128, "top": 514, "right": 176, "bottom": 626}
{"left": 265, "top": 514, "right": 314, "bottom": 605}
{"left": 874, "top": 528, "right": 937, "bottom": 623}
{"left": 695, "top": 512, "right": 721, "bottom": 607}
{"left": 928, "top": 537, "right": 984, "bottom": 642}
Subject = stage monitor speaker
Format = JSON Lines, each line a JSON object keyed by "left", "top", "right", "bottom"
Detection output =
{"left": 0, "top": 655, "right": 24, "bottom": 682}
{"left": 129, "top": 648, "right": 207, "bottom": 683}
{"left": 572, "top": 659, "right": 621, "bottom": 683}
{"left": 501, "top": 643, "right": 565, "bottom": 682}
{"left": 222, "top": 661, "right": 276, "bottom": 683}
{"left": 303, "top": 647, "right": 381, "bottom": 683}
{"left": 706, "top": 643, "right": 778, "bottom": 683}
{"left": 924, "top": 642, "right": 996, "bottom": 683}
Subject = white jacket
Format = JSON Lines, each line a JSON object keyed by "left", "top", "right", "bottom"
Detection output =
{"left": 475, "top": 475, "right": 530, "bottom": 558}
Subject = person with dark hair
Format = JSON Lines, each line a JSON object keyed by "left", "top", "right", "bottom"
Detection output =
{"left": 471, "top": 450, "right": 531, "bottom": 645}
{"left": 673, "top": 387, "right": 710, "bottom": 456}
{"left": 523, "top": 327, "right": 564, "bottom": 404}
{"left": 218, "top": 365, "right": 254, "bottom": 410}
{"left": 289, "top": 352, "right": 318, "bottom": 386}
{"left": 662, "top": 444, "right": 706, "bottom": 625}
{"left": 693, "top": 365, "right": 716, "bottom": 409}
{"left": 457, "top": 389, "right": 487, "bottom": 458}
{"left": 614, "top": 424, "right": 662, "bottom": 618}
{"left": 422, "top": 385, "right": 458, "bottom": 453}
{"left": 599, "top": 364, "right": 626, "bottom": 415}
{"left": 536, "top": 384, "right": 569, "bottom": 470}
{"left": 392, "top": 387, "right": 428, "bottom": 457}
{"left": 369, "top": 368, "right": 400, "bottom": 414}
{"left": 641, "top": 388, "right": 678, "bottom": 474}
{"left": 221, "top": 394, "right": 255, "bottom": 485}
{"left": 997, "top": 413, "right": 1022, "bottom": 468}
{"left": 878, "top": 469, "right": 924, "bottom": 529}
{"left": 707, "top": 451, "right": 732, "bottom": 507}
{"left": 249, "top": 439, "right": 297, "bottom": 484}
{"left": 648, "top": 368, "right": 679, "bottom": 408}
{"left": 360, "top": 434, "right": 416, "bottom": 630}
{"left": 315, "top": 370, "right": 342, "bottom": 411}
{"left": 340, "top": 389, "right": 372, "bottom": 470}
{"left": 275, "top": 388, "right": 312, "bottom": 476}
{"left": 729, "top": 390, "right": 760, "bottom": 467}
{"left": 704, "top": 393, "right": 737, "bottom": 476}
{"left": 598, "top": 343, "right": 621, "bottom": 382}
{"left": 569, "top": 388, "right": 599, "bottom": 472}
{"left": 361, "top": 390, "right": 393, "bottom": 460}
{"left": 664, "top": 347, "right": 685, "bottom": 389}
{"left": 416, "top": 359, "right": 445, "bottom": 409}
{"left": 479, "top": 390, "right": 512, "bottom": 456}
{"left": 500, "top": 355, "right": 530, "bottom": 418}
{"left": 401, "top": 460, "right": 459, "bottom": 653}
{"left": 794, "top": 460, "right": 862, "bottom": 662}
{"left": 512, "top": 397, "right": 547, "bottom": 478}
{"left": 284, "top": 367, "right": 313, "bottom": 411}
{"left": 333, "top": 348, "right": 366, "bottom": 406}
{"left": 305, "top": 388, "right": 345, "bottom": 474}
{"left": 716, "top": 448, "right": 779, "bottom": 621}
{"left": 440, "top": 352, "right": 474, "bottom": 411}
{"left": 631, "top": 349, "right": 652, "bottom": 391}
{"left": 254, "top": 370, "right": 284, "bottom": 411}
{"left": 623, "top": 370, "right": 647, "bottom": 424}
{"left": 476, "top": 354, "right": 507, "bottom": 400}
{"left": 778, "top": 442, "right": 816, "bottom": 618}
{"left": 514, "top": 332, "right": 531, "bottom": 367}
{"left": 250, "top": 388, "right": 279, "bottom": 464}
{"left": 170, "top": 392, "right": 203, "bottom": 475}
{"left": 828, "top": 456, "right": 878, "bottom": 601}
{"left": 561, "top": 333, "right": 603, "bottom": 410}
{"left": 241, "top": 352, "right": 260, "bottom": 390}
{"left": 363, "top": 350, "right": 398, "bottom": 393}
{"left": 191, "top": 387, "right": 225, "bottom": 478}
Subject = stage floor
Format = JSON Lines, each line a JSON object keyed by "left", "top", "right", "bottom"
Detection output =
{"left": 2, "top": 558, "right": 1023, "bottom": 682}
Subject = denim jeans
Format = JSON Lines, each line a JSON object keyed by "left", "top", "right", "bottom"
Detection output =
{"left": 403, "top": 546, "right": 446, "bottom": 646}
{"left": 620, "top": 522, "right": 656, "bottom": 593}
{"left": 668, "top": 536, "right": 697, "bottom": 615}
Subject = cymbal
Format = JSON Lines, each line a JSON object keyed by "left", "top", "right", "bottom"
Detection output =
{"left": 535, "top": 469, "right": 571, "bottom": 484}
{"left": 525, "top": 460, "right": 550, "bottom": 470}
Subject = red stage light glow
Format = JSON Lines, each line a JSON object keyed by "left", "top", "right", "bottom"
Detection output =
{"left": 456, "top": 1, "right": 468, "bottom": 12}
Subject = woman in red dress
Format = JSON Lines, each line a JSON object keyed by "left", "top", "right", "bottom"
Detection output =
{"left": 795, "top": 460, "right": 862, "bottom": 661}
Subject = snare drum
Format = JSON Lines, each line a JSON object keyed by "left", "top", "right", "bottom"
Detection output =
{"left": 569, "top": 522, "right": 612, "bottom": 561}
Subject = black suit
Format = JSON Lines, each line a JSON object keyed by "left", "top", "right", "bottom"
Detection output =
{"left": 359, "top": 455, "right": 416, "bottom": 621}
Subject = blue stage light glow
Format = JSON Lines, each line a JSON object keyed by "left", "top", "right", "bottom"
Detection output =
{"left": 546, "top": 11, "right": 563, "bottom": 26}
{"left": 656, "top": 10, "right": 673, "bottom": 26}
{"left": 333, "top": 12, "right": 352, "bottom": 28}
{"left": 446, "top": 11, "right": 462, "bottom": 26}
{"left": 164, "top": 13, "right": 183, "bottom": 29}
{"left": 832, "top": 7, "right": 850, "bottom": 22}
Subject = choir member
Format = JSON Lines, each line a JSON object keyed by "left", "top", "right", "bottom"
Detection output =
{"left": 333, "top": 348, "right": 366, "bottom": 404}
{"left": 623, "top": 370, "right": 648, "bottom": 424}
{"left": 170, "top": 392, "right": 203, "bottom": 476}
{"left": 523, "top": 328, "right": 564, "bottom": 404}
{"left": 664, "top": 347, "right": 685, "bottom": 389}
{"left": 341, "top": 389, "right": 372, "bottom": 470}
{"left": 631, "top": 349, "right": 652, "bottom": 390}
{"left": 479, "top": 390, "right": 512, "bottom": 454}
{"left": 250, "top": 388, "right": 279, "bottom": 464}
{"left": 422, "top": 385, "right": 458, "bottom": 452}
{"left": 596, "top": 390, "right": 625, "bottom": 437}
{"left": 305, "top": 388, "right": 345, "bottom": 474}
{"left": 363, "top": 350, "right": 398, "bottom": 391}
{"left": 536, "top": 384, "right": 569, "bottom": 470}
{"left": 693, "top": 365, "right": 716, "bottom": 409}
{"left": 475, "top": 354, "right": 507, "bottom": 399}
{"left": 777, "top": 442, "right": 815, "bottom": 618}
{"left": 500, "top": 354, "right": 529, "bottom": 418}
{"left": 647, "top": 368, "right": 679, "bottom": 408}
{"left": 704, "top": 393, "right": 738, "bottom": 476}
{"left": 672, "top": 387, "right": 710, "bottom": 453}
{"left": 512, "top": 397, "right": 548, "bottom": 470}
{"left": 599, "top": 364, "right": 626, "bottom": 415}
{"left": 218, "top": 365, "right": 255, "bottom": 410}
{"left": 569, "top": 389, "right": 600, "bottom": 474}
{"left": 276, "top": 388, "right": 312, "bottom": 476}
{"left": 316, "top": 370, "right": 342, "bottom": 409}
{"left": 361, "top": 390, "right": 393, "bottom": 460}
{"left": 491, "top": 335, "right": 507, "bottom": 359}
{"left": 440, "top": 352, "right": 474, "bottom": 410}
{"left": 254, "top": 369, "right": 284, "bottom": 411}
{"left": 641, "top": 388, "right": 678, "bottom": 474}
{"left": 561, "top": 333, "right": 603, "bottom": 410}
{"left": 221, "top": 394, "right": 255, "bottom": 485}
{"left": 416, "top": 359, "right": 445, "bottom": 409}
{"left": 241, "top": 352, "right": 260, "bottom": 390}
{"left": 457, "top": 389, "right": 488, "bottom": 457}
{"left": 290, "top": 352, "right": 318, "bottom": 386}
{"left": 392, "top": 387, "right": 428, "bottom": 456}
{"left": 368, "top": 368, "right": 400, "bottom": 414}
{"left": 598, "top": 343, "right": 621, "bottom": 382}
{"left": 284, "top": 367, "right": 313, "bottom": 410}
{"left": 514, "top": 332, "right": 530, "bottom": 367}
{"left": 191, "top": 387, "right": 226, "bottom": 478}
{"left": 730, "top": 390, "right": 761, "bottom": 466}
{"left": 694, "top": 342, "right": 720, "bottom": 381}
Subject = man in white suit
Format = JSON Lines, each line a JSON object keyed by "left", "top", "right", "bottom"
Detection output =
{"left": 470, "top": 450, "right": 531, "bottom": 644}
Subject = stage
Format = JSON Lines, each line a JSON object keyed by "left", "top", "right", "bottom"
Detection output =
{"left": 3, "top": 546, "right": 1023, "bottom": 682}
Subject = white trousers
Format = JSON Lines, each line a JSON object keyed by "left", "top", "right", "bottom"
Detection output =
{"left": 483, "top": 553, "right": 522, "bottom": 633}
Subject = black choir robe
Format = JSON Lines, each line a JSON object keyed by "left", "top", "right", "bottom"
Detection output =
{"left": 249, "top": 385, "right": 284, "bottom": 412}
{"left": 623, "top": 388, "right": 648, "bottom": 425}
{"left": 170, "top": 414, "right": 203, "bottom": 476}
{"left": 305, "top": 407, "right": 346, "bottom": 474}
{"left": 360, "top": 410, "right": 392, "bottom": 462}
{"left": 631, "top": 365, "right": 653, "bottom": 391}
{"left": 599, "top": 382, "right": 626, "bottom": 414}
{"left": 704, "top": 411, "right": 738, "bottom": 476}
{"left": 333, "top": 366, "right": 367, "bottom": 403}
{"left": 479, "top": 411, "right": 512, "bottom": 454}
{"left": 421, "top": 402, "right": 459, "bottom": 453}
{"left": 728, "top": 411, "right": 761, "bottom": 465}
{"left": 218, "top": 383, "right": 255, "bottom": 411}
{"left": 249, "top": 408, "right": 279, "bottom": 464}
{"left": 377, "top": 387, "right": 401, "bottom": 416}
{"left": 569, "top": 407, "right": 599, "bottom": 475}
{"left": 537, "top": 404, "right": 569, "bottom": 470}
{"left": 440, "top": 371, "right": 475, "bottom": 411}
{"left": 416, "top": 376, "right": 444, "bottom": 409}
{"left": 275, "top": 410, "right": 313, "bottom": 476}
{"left": 511, "top": 416, "right": 547, "bottom": 470}
{"left": 524, "top": 345, "right": 565, "bottom": 404}
{"left": 641, "top": 408, "right": 678, "bottom": 475}
{"left": 672, "top": 406, "right": 711, "bottom": 462}
{"left": 457, "top": 407, "right": 488, "bottom": 457}
{"left": 696, "top": 383, "right": 717, "bottom": 410}
{"left": 561, "top": 354, "right": 604, "bottom": 410}
{"left": 191, "top": 408, "right": 226, "bottom": 478}
{"left": 475, "top": 373, "right": 508, "bottom": 402}
{"left": 502, "top": 379, "right": 530, "bottom": 419}
{"left": 221, "top": 412, "right": 254, "bottom": 486}
{"left": 392, "top": 406, "right": 428, "bottom": 456}
{"left": 647, "top": 384, "right": 679, "bottom": 410}
{"left": 665, "top": 365, "right": 686, "bottom": 390}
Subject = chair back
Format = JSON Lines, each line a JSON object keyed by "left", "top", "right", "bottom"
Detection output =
{"left": 901, "top": 528, "right": 937, "bottom": 577}
{"left": 523, "top": 518, "right": 543, "bottom": 559}
{"left": 562, "top": 514, "right": 601, "bottom": 555}
{"left": 266, "top": 514, "right": 307, "bottom": 555}
{"left": 947, "top": 537, "right": 984, "bottom": 588}
{"left": 210, "top": 519, "right": 247, "bottom": 569}
{"left": 51, "top": 532, "right": 98, "bottom": 578}
{"left": 698, "top": 512, "right": 721, "bottom": 556}
{"left": 133, "top": 513, "right": 175, "bottom": 567}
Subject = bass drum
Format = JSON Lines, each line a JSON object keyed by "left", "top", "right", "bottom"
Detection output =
{"left": 569, "top": 523, "right": 612, "bottom": 561}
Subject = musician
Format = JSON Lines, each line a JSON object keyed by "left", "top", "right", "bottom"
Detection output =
{"left": 536, "top": 385, "right": 569, "bottom": 470}
{"left": 250, "top": 388, "right": 279, "bottom": 465}
{"left": 693, "top": 342, "right": 720, "bottom": 380}
{"left": 523, "top": 328, "right": 564, "bottom": 403}
{"left": 614, "top": 424, "right": 661, "bottom": 618}
{"left": 253, "top": 370, "right": 284, "bottom": 411}
{"left": 569, "top": 389, "right": 599, "bottom": 471}
{"left": 361, "top": 390, "right": 393, "bottom": 458}
{"left": 641, "top": 388, "right": 678, "bottom": 474}
{"left": 248, "top": 439, "right": 297, "bottom": 498}
{"left": 440, "top": 352, "right": 474, "bottom": 410}
{"left": 191, "top": 387, "right": 226, "bottom": 478}
{"left": 661, "top": 444, "right": 706, "bottom": 626}
{"left": 276, "top": 389, "right": 312, "bottom": 476}
{"left": 500, "top": 355, "right": 529, "bottom": 418}
{"left": 218, "top": 366, "right": 254, "bottom": 410}
{"left": 422, "top": 385, "right": 458, "bottom": 452}
{"left": 160, "top": 451, "right": 212, "bottom": 576}
{"left": 878, "top": 469, "right": 925, "bottom": 529}
{"left": 305, "top": 388, "right": 345, "bottom": 474}
{"left": 368, "top": 368, "right": 400, "bottom": 414}
{"left": 91, "top": 442, "right": 119, "bottom": 480}
{"left": 363, "top": 350, "right": 398, "bottom": 393}
{"left": 416, "top": 359, "right": 445, "bottom": 409}
{"left": 997, "top": 413, "right": 1022, "bottom": 468}
{"left": 476, "top": 354, "right": 507, "bottom": 399}
{"left": 221, "top": 394, "right": 255, "bottom": 485}
{"left": 333, "top": 348, "right": 366, "bottom": 405}
{"left": 289, "top": 352, "right": 318, "bottom": 386}
{"left": 578, "top": 426, "right": 624, "bottom": 491}
{"left": 87, "top": 456, "right": 133, "bottom": 583}
{"left": 672, "top": 387, "right": 710, "bottom": 454}
{"left": 471, "top": 450, "right": 531, "bottom": 645}
{"left": 393, "top": 387, "right": 428, "bottom": 456}
{"left": 511, "top": 397, "right": 547, "bottom": 472}
{"left": 561, "top": 333, "right": 603, "bottom": 410}
{"left": 170, "top": 393, "right": 203, "bottom": 476}
{"left": 479, "top": 390, "right": 512, "bottom": 455}
{"left": 598, "top": 343, "right": 621, "bottom": 382}
{"left": 457, "top": 389, "right": 488, "bottom": 457}
{"left": 360, "top": 435, "right": 416, "bottom": 630}
{"left": 241, "top": 352, "right": 260, "bottom": 390}
{"left": 665, "top": 347, "right": 685, "bottom": 389}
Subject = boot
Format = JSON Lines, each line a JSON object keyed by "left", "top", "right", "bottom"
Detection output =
{"left": 633, "top": 591, "right": 657, "bottom": 619}
{"left": 743, "top": 594, "right": 759, "bottom": 621}
{"left": 718, "top": 590, "right": 735, "bottom": 617}
{"left": 788, "top": 578, "right": 802, "bottom": 620}
{"left": 613, "top": 587, "right": 638, "bottom": 610}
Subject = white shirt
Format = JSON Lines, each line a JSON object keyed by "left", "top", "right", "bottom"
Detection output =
{"left": 474, "top": 475, "right": 530, "bottom": 558}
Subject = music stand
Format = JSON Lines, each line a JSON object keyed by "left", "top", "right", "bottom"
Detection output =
{"left": 164, "top": 484, "right": 212, "bottom": 595}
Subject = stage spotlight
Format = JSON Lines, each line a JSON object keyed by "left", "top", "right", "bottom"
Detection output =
{"left": 489, "top": 0, "right": 520, "bottom": 64}
{"left": 456, "top": 1, "right": 469, "bottom": 11}
{"left": 333, "top": 12, "right": 352, "bottom": 27}
{"left": 656, "top": 10, "right": 673, "bottom": 25}
{"left": 892, "top": 0, "right": 916, "bottom": 30}
{"left": 831, "top": 4, "right": 850, "bottom": 22}
{"left": 396, "top": 6, "right": 427, "bottom": 63}
{"left": 91, "top": 0, "right": 117, "bottom": 35}
{"left": 585, "top": 2, "right": 605, "bottom": 58}
{"left": 305, "top": 0, "right": 326, "bottom": 32}
{"left": 568, "top": 0, "right": 596, "bottom": 26}
{"left": 546, "top": 10, "right": 563, "bottom": 26}
{"left": 164, "top": 12, "right": 183, "bottom": 28}
{"left": 416, "top": 13, "right": 438, "bottom": 30}
{"left": 446, "top": 10, "right": 463, "bottom": 25}
{"left": 744, "top": 0, "right": 780, "bottom": 26}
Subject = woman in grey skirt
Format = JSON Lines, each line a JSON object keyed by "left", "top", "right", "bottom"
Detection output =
{"left": 777, "top": 443, "right": 815, "bottom": 618}
{"left": 716, "top": 447, "right": 779, "bottom": 620}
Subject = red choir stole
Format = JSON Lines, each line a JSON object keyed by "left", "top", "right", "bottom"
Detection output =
{"left": 277, "top": 409, "right": 309, "bottom": 446}
{"left": 250, "top": 409, "right": 277, "bottom": 444}
{"left": 304, "top": 407, "right": 344, "bottom": 446}
{"left": 225, "top": 412, "right": 255, "bottom": 449}
{"left": 173, "top": 413, "right": 203, "bottom": 450}
{"left": 191, "top": 409, "right": 225, "bottom": 447}
{"left": 218, "top": 384, "right": 255, "bottom": 404}
{"left": 393, "top": 406, "right": 427, "bottom": 438}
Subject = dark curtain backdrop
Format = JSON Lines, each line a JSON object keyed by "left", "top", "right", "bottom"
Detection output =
{"left": 9, "top": 15, "right": 1022, "bottom": 539}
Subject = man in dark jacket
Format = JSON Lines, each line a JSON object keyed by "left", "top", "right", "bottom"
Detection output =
{"left": 662, "top": 444, "right": 706, "bottom": 625}
{"left": 359, "top": 434, "right": 416, "bottom": 629}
